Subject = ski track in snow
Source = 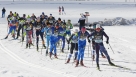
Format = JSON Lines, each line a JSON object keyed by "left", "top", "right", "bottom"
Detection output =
{"left": 1, "top": 24, "right": 136, "bottom": 77}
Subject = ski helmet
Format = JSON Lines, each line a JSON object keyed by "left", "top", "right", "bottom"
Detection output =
{"left": 68, "top": 19, "right": 71, "bottom": 22}
{"left": 58, "top": 18, "right": 61, "bottom": 21}
{"left": 42, "top": 12, "right": 44, "bottom": 15}
{"left": 96, "top": 24, "right": 101, "bottom": 30}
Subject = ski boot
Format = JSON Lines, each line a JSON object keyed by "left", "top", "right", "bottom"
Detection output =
{"left": 29, "top": 43, "right": 31, "bottom": 49}
{"left": 97, "top": 64, "right": 100, "bottom": 70}
{"left": 61, "top": 48, "right": 64, "bottom": 53}
{"left": 26, "top": 43, "right": 28, "bottom": 48}
{"left": 75, "top": 60, "right": 79, "bottom": 67}
{"left": 80, "top": 60, "right": 84, "bottom": 66}
{"left": 54, "top": 54, "right": 58, "bottom": 59}
{"left": 16, "top": 36, "right": 18, "bottom": 39}
{"left": 101, "top": 54, "right": 106, "bottom": 58}
{"left": 43, "top": 44, "right": 46, "bottom": 49}
{"left": 12, "top": 34, "right": 15, "bottom": 39}
{"left": 37, "top": 44, "right": 39, "bottom": 51}
{"left": 49, "top": 52, "right": 52, "bottom": 59}
{"left": 42, "top": 41, "right": 46, "bottom": 49}
{"left": 65, "top": 58, "right": 70, "bottom": 64}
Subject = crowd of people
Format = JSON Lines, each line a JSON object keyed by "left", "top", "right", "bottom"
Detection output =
{"left": 4, "top": 10, "right": 115, "bottom": 70}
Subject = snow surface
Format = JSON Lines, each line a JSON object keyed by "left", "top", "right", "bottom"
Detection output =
{"left": 0, "top": 1, "right": 136, "bottom": 77}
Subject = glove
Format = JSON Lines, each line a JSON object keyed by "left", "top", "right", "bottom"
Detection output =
{"left": 88, "top": 39, "right": 91, "bottom": 43}
{"left": 106, "top": 40, "right": 109, "bottom": 44}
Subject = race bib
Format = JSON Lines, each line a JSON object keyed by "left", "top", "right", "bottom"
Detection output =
{"left": 95, "top": 39, "right": 103, "bottom": 43}
{"left": 26, "top": 27, "right": 31, "bottom": 31}
{"left": 49, "top": 20, "right": 53, "bottom": 23}
{"left": 36, "top": 25, "right": 41, "bottom": 29}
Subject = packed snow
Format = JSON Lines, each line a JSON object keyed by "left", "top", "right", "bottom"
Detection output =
{"left": 0, "top": 1, "right": 136, "bottom": 77}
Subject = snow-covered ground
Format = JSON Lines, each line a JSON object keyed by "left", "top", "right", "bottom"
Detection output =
{"left": 0, "top": 1, "right": 136, "bottom": 77}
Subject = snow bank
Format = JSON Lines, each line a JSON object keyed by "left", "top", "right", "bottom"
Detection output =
{"left": 73, "top": 17, "right": 136, "bottom": 26}
{"left": 98, "top": 17, "right": 136, "bottom": 26}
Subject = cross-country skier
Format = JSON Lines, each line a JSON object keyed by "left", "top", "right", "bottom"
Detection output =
{"left": 88, "top": 25, "right": 115, "bottom": 70}
{"left": 25, "top": 21, "right": 33, "bottom": 48}
{"left": 65, "top": 29, "right": 78, "bottom": 64}
{"left": 16, "top": 14, "right": 26, "bottom": 39}
{"left": 87, "top": 23, "right": 106, "bottom": 60}
{"left": 20, "top": 15, "right": 30, "bottom": 42}
{"left": 49, "top": 24, "right": 61, "bottom": 59}
{"left": 55, "top": 18, "right": 64, "bottom": 46}
{"left": 75, "top": 27, "right": 90, "bottom": 67}
{"left": 5, "top": 16, "right": 18, "bottom": 39}
{"left": 57, "top": 20, "right": 66, "bottom": 53}
{"left": 42, "top": 22, "right": 52, "bottom": 56}
{"left": 34, "top": 17, "right": 46, "bottom": 51}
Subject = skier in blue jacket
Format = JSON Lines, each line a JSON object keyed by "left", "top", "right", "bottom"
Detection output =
{"left": 41, "top": 22, "right": 52, "bottom": 56}
{"left": 75, "top": 27, "right": 90, "bottom": 67}
{"left": 49, "top": 24, "right": 62, "bottom": 59}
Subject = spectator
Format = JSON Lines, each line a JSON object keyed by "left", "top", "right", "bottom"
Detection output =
{"left": 59, "top": 6, "right": 61, "bottom": 15}
{"left": 2, "top": 7, "right": 6, "bottom": 18}
{"left": 62, "top": 6, "right": 66, "bottom": 15}
{"left": 78, "top": 13, "right": 86, "bottom": 30}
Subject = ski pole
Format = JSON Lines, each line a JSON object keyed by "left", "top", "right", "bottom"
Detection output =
{"left": 32, "top": 27, "right": 35, "bottom": 46}
{"left": 58, "top": 40, "right": 62, "bottom": 56}
{"left": 65, "top": 46, "right": 69, "bottom": 63}
{"left": 21, "top": 36, "right": 23, "bottom": 47}
{"left": 68, "top": 44, "right": 69, "bottom": 50}
{"left": 88, "top": 44, "right": 89, "bottom": 57}
{"left": 7, "top": 24, "right": 8, "bottom": 33}
{"left": 41, "top": 45, "right": 43, "bottom": 55}
{"left": 89, "top": 42, "right": 93, "bottom": 66}
{"left": 21, "top": 25, "right": 24, "bottom": 47}
{"left": 108, "top": 43, "right": 115, "bottom": 54}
